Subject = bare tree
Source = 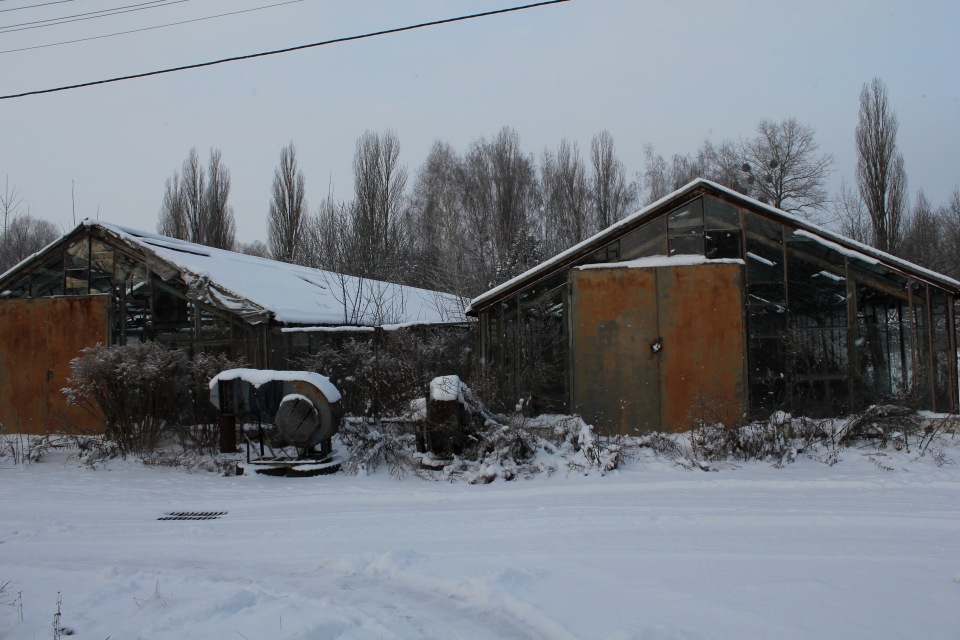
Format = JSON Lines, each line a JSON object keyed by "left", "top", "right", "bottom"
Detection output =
{"left": 158, "top": 173, "right": 187, "bottom": 240}
{"left": 856, "top": 77, "right": 907, "bottom": 254}
{"left": 1, "top": 176, "right": 24, "bottom": 241}
{"left": 740, "top": 118, "right": 833, "bottom": 215}
{"left": 0, "top": 215, "right": 58, "bottom": 271}
{"left": 641, "top": 139, "right": 745, "bottom": 205}
{"left": 944, "top": 187, "right": 960, "bottom": 281}
{"left": 407, "top": 140, "right": 469, "bottom": 294}
{"left": 181, "top": 149, "right": 205, "bottom": 242}
{"left": 833, "top": 179, "right": 873, "bottom": 246}
{"left": 542, "top": 139, "right": 590, "bottom": 254}
{"left": 267, "top": 142, "right": 308, "bottom": 264}
{"left": 0, "top": 178, "right": 60, "bottom": 272}
{"left": 460, "top": 127, "right": 540, "bottom": 290}
{"left": 590, "top": 130, "right": 637, "bottom": 229}
{"left": 899, "top": 190, "right": 945, "bottom": 273}
{"left": 311, "top": 195, "right": 377, "bottom": 324}
{"left": 157, "top": 148, "right": 236, "bottom": 249}
{"left": 350, "top": 130, "right": 408, "bottom": 280}
{"left": 203, "top": 149, "right": 236, "bottom": 250}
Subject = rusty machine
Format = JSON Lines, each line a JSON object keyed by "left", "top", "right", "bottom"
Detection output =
{"left": 210, "top": 369, "right": 343, "bottom": 476}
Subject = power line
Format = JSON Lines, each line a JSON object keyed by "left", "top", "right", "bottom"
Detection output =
{"left": 0, "top": 0, "right": 75, "bottom": 13}
{"left": 1, "top": 0, "right": 185, "bottom": 34}
{"left": 0, "top": 0, "right": 303, "bottom": 54}
{"left": 0, "top": 0, "right": 570, "bottom": 101}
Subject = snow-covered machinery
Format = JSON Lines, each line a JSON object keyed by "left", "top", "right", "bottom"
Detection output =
{"left": 210, "top": 369, "right": 343, "bottom": 476}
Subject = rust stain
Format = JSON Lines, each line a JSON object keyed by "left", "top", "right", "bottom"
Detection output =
{"left": 0, "top": 296, "right": 109, "bottom": 435}
{"left": 571, "top": 263, "right": 745, "bottom": 435}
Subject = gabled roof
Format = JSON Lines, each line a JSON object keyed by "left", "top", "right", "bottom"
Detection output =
{"left": 468, "top": 178, "right": 960, "bottom": 313}
{"left": 1, "top": 221, "right": 465, "bottom": 326}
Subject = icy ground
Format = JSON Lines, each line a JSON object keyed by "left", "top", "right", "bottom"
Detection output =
{"left": 2, "top": 443, "right": 959, "bottom": 639}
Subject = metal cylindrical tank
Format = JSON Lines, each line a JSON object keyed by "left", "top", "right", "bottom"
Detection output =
{"left": 210, "top": 369, "right": 342, "bottom": 449}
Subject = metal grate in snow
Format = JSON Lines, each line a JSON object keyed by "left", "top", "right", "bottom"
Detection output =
{"left": 157, "top": 511, "right": 227, "bottom": 521}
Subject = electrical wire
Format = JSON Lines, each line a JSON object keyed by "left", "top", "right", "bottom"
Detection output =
{"left": 0, "top": 0, "right": 303, "bottom": 54}
{"left": 0, "top": 0, "right": 570, "bottom": 101}
{"left": 1, "top": 0, "right": 76, "bottom": 13}
{"left": 1, "top": 0, "right": 185, "bottom": 34}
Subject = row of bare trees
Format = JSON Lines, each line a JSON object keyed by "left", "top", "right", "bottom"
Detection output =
{"left": 158, "top": 148, "right": 237, "bottom": 250}
{"left": 255, "top": 128, "right": 638, "bottom": 300}
{"left": 151, "top": 76, "right": 957, "bottom": 298}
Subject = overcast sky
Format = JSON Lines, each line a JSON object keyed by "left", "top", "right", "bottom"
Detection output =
{"left": 2, "top": 0, "right": 958, "bottom": 244}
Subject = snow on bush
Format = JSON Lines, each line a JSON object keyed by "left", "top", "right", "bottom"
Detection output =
{"left": 334, "top": 390, "right": 958, "bottom": 482}
{"left": 336, "top": 382, "right": 637, "bottom": 482}
{"left": 62, "top": 343, "right": 244, "bottom": 458}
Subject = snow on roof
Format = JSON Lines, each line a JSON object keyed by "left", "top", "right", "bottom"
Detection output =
{"left": 576, "top": 255, "right": 744, "bottom": 270}
{"left": 88, "top": 221, "right": 465, "bottom": 326}
{"left": 468, "top": 178, "right": 960, "bottom": 313}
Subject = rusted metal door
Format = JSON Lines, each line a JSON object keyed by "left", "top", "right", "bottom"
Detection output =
{"left": 571, "top": 268, "right": 660, "bottom": 432}
{"left": 655, "top": 263, "right": 745, "bottom": 431}
{"left": 572, "top": 263, "right": 745, "bottom": 434}
{"left": 0, "top": 296, "right": 109, "bottom": 434}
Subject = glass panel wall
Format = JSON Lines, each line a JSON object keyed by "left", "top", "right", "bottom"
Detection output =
{"left": 849, "top": 261, "right": 916, "bottom": 407}
{"left": 704, "top": 197, "right": 742, "bottom": 260}
{"left": 744, "top": 212, "right": 786, "bottom": 417}
{"left": 620, "top": 218, "right": 667, "bottom": 260}
{"left": 785, "top": 230, "right": 849, "bottom": 417}
{"left": 667, "top": 197, "right": 704, "bottom": 256}
{"left": 517, "top": 273, "right": 567, "bottom": 411}
{"left": 910, "top": 282, "right": 931, "bottom": 407}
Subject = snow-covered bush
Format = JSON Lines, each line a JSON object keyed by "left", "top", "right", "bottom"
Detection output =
{"left": 337, "top": 383, "right": 636, "bottom": 482}
{"left": 337, "top": 417, "right": 426, "bottom": 479}
{"left": 837, "top": 404, "right": 921, "bottom": 450}
{"left": 63, "top": 343, "right": 244, "bottom": 457}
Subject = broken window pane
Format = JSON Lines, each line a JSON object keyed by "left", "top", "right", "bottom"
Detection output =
{"left": 65, "top": 237, "right": 90, "bottom": 295}
{"left": 89, "top": 240, "right": 114, "bottom": 293}
{"left": 32, "top": 252, "right": 65, "bottom": 297}
{"left": 0, "top": 275, "right": 30, "bottom": 299}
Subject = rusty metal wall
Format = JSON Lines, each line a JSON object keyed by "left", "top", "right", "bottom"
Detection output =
{"left": 0, "top": 296, "right": 109, "bottom": 434}
{"left": 571, "top": 263, "right": 745, "bottom": 434}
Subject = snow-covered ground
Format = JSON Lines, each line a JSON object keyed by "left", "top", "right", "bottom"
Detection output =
{"left": 2, "top": 442, "right": 959, "bottom": 639}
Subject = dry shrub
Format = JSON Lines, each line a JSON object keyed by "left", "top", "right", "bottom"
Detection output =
{"left": 63, "top": 343, "right": 244, "bottom": 457}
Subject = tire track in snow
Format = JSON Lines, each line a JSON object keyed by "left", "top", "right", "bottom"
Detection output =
{"left": 275, "top": 554, "right": 578, "bottom": 640}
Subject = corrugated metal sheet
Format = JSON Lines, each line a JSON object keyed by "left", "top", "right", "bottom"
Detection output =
{"left": 572, "top": 263, "right": 745, "bottom": 434}
{"left": 0, "top": 296, "right": 109, "bottom": 434}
